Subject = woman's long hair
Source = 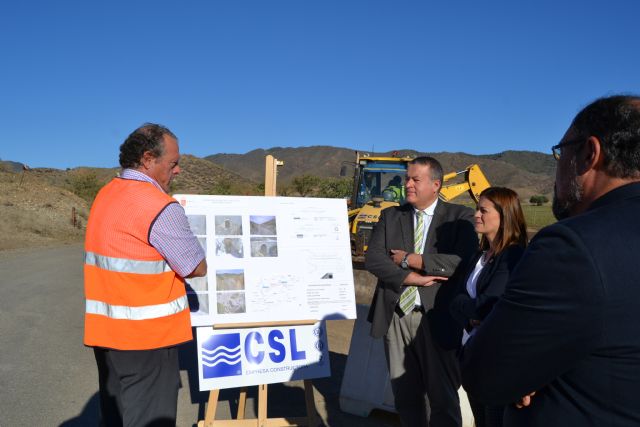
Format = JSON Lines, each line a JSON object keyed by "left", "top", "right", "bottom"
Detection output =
{"left": 478, "top": 187, "right": 528, "bottom": 255}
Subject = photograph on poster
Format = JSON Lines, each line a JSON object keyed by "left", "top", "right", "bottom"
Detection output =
{"left": 215, "top": 237, "right": 244, "bottom": 258}
{"left": 250, "top": 215, "right": 277, "bottom": 235}
{"left": 187, "top": 215, "right": 207, "bottom": 235}
{"left": 186, "top": 275, "right": 208, "bottom": 292}
{"left": 216, "top": 269, "right": 245, "bottom": 291}
{"left": 197, "top": 237, "right": 207, "bottom": 254}
{"left": 214, "top": 215, "right": 243, "bottom": 235}
{"left": 217, "top": 291, "right": 246, "bottom": 314}
{"left": 250, "top": 237, "right": 278, "bottom": 257}
{"left": 187, "top": 292, "right": 210, "bottom": 316}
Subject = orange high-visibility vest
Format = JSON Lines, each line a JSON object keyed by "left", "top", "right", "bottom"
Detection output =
{"left": 84, "top": 178, "right": 192, "bottom": 350}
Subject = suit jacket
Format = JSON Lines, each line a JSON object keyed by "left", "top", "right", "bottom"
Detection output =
{"left": 461, "top": 182, "right": 640, "bottom": 426}
{"left": 366, "top": 200, "right": 477, "bottom": 349}
{"left": 450, "top": 245, "right": 525, "bottom": 330}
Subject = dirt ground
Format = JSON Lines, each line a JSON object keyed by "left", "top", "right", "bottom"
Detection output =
{"left": 0, "top": 172, "right": 87, "bottom": 251}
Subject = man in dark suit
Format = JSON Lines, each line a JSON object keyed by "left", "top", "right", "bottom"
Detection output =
{"left": 462, "top": 95, "right": 640, "bottom": 426}
{"left": 366, "top": 156, "right": 478, "bottom": 427}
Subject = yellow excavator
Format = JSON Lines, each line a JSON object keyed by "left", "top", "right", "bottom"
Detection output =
{"left": 341, "top": 152, "right": 491, "bottom": 262}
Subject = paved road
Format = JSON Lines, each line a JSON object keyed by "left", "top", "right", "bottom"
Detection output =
{"left": 0, "top": 244, "right": 401, "bottom": 427}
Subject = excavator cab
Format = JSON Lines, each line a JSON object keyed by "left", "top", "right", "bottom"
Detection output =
{"left": 342, "top": 153, "right": 414, "bottom": 260}
{"left": 356, "top": 169, "right": 406, "bottom": 206}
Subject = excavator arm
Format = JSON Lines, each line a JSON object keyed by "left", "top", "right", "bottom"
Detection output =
{"left": 439, "top": 164, "right": 491, "bottom": 203}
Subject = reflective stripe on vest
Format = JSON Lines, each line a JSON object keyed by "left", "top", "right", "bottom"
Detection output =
{"left": 84, "top": 251, "right": 172, "bottom": 274}
{"left": 86, "top": 295, "right": 188, "bottom": 320}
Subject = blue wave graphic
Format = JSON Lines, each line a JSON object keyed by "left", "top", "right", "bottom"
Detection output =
{"left": 202, "top": 352, "right": 242, "bottom": 365}
{"left": 202, "top": 333, "right": 242, "bottom": 378}
{"left": 202, "top": 344, "right": 241, "bottom": 358}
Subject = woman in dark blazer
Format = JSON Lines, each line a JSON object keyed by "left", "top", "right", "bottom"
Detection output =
{"left": 450, "top": 187, "right": 528, "bottom": 427}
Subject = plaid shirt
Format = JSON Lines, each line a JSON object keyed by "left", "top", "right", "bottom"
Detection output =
{"left": 120, "top": 169, "right": 205, "bottom": 277}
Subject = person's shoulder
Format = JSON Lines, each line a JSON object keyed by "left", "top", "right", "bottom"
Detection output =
{"left": 437, "top": 200, "right": 474, "bottom": 216}
{"left": 498, "top": 244, "right": 526, "bottom": 263}
{"left": 526, "top": 220, "right": 588, "bottom": 256}
{"left": 504, "top": 244, "right": 525, "bottom": 255}
{"left": 384, "top": 203, "right": 412, "bottom": 216}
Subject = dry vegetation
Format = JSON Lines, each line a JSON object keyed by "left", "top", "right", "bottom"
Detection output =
{"left": 171, "top": 155, "right": 260, "bottom": 195}
{"left": 0, "top": 156, "right": 260, "bottom": 252}
{"left": 0, "top": 172, "right": 89, "bottom": 251}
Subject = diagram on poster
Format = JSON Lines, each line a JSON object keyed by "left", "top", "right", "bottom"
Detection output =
{"left": 174, "top": 195, "right": 357, "bottom": 326}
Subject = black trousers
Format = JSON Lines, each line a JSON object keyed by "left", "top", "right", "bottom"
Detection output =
{"left": 93, "top": 347, "right": 181, "bottom": 427}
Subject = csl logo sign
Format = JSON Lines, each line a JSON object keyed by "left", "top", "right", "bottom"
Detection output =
{"left": 202, "top": 329, "right": 308, "bottom": 379}
{"left": 245, "top": 329, "right": 306, "bottom": 364}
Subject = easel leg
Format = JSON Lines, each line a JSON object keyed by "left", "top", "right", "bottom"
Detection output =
{"left": 237, "top": 387, "right": 247, "bottom": 419}
{"left": 303, "top": 380, "right": 318, "bottom": 427}
{"left": 199, "top": 388, "right": 220, "bottom": 427}
{"left": 258, "top": 384, "right": 268, "bottom": 424}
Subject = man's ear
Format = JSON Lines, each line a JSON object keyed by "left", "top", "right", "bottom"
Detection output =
{"left": 140, "top": 150, "right": 155, "bottom": 170}
{"left": 577, "top": 136, "right": 603, "bottom": 175}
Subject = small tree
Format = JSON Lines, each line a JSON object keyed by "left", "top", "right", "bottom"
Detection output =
{"left": 291, "top": 175, "right": 320, "bottom": 197}
{"left": 209, "top": 178, "right": 233, "bottom": 195}
{"left": 317, "top": 177, "right": 352, "bottom": 199}
{"left": 529, "top": 195, "right": 549, "bottom": 206}
{"left": 278, "top": 185, "right": 293, "bottom": 196}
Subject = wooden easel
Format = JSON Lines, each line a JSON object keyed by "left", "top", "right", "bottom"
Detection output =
{"left": 197, "top": 320, "right": 320, "bottom": 427}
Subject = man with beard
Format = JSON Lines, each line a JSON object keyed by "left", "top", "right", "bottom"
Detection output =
{"left": 461, "top": 95, "right": 640, "bottom": 426}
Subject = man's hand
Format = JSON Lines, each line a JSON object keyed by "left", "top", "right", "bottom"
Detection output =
{"left": 390, "top": 249, "right": 408, "bottom": 266}
{"left": 390, "top": 249, "right": 425, "bottom": 270}
{"left": 515, "top": 391, "right": 536, "bottom": 409}
{"left": 403, "top": 272, "right": 448, "bottom": 287}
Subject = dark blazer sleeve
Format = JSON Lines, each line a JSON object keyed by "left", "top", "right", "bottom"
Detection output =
{"left": 364, "top": 207, "right": 410, "bottom": 294}
{"left": 461, "top": 223, "right": 604, "bottom": 405}
{"left": 450, "top": 245, "right": 525, "bottom": 328}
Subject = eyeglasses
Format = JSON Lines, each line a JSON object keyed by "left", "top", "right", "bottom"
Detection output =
{"left": 551, "top": 138, "right": 584, "bottom": 160}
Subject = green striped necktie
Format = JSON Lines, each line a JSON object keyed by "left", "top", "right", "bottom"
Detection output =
{"left": 399, "top": 210, "right": 425, "bottom": 315}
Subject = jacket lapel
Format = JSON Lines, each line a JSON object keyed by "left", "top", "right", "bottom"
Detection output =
{"left": 399, "top": 205, "right": 414, "bottom": 251}
{"left": 476, "top": 254, "right": 497, "bottom": 294}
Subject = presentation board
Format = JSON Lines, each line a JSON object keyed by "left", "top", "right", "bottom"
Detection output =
{"left": 174, "top": 195, "right": 357, "bottom": 326}
{"left": 196, "top": 322, "right": 330, "bottom": 390}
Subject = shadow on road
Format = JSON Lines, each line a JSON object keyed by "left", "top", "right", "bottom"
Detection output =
{"left": 179, "top": 330, "right": 210, "bottom": 424}
{"left": 58, "top": 392, "right": 100, "bottom": 427}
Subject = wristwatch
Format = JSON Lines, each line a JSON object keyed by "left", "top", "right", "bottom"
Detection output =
{"left": 400, "top": 253, "right": 410, "bottom": 269}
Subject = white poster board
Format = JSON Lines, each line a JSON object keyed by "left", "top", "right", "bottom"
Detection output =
{"left": 196, "top": 322, "right": 330, "bottom": 390}
{"left": 174, "top": 195, "right": 357, "bottom": 326}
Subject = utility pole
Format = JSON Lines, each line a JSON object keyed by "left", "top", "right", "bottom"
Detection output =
{"left": 264, "top": 155, "right": 284, "bottom": 196}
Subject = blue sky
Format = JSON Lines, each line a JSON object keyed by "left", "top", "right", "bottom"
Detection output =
{"left": 2, "top": 0, "right": 639, "bottom": 169}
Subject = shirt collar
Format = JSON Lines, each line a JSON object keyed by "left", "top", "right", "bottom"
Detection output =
{"left": 414, "top": 198, "right": 438, "bottom": 216}
{"left": 120, "top": 168, "right": 165, "bottom": 193}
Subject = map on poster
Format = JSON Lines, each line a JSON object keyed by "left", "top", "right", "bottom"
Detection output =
{"left": 174, "top": 195, "right": 357, "bottom": 326}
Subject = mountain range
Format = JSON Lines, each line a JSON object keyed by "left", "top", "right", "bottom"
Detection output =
{"left": 2, "top": 146, "right": 556, "bottom": 200}
{"left": 206, "top": 147, "right": 556, "bottom": 199}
